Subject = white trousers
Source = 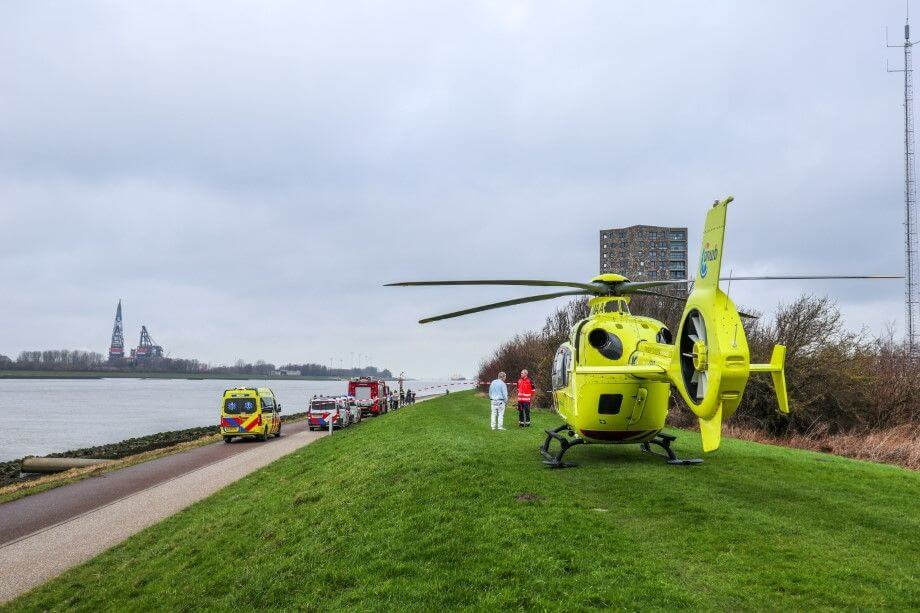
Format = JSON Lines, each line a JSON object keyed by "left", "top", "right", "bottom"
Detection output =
{"left": 490, "top": 400, "right": 506, "bottom": 429}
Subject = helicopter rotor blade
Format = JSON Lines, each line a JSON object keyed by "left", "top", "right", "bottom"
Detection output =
{"left": 691, "top": 314, "right": 706, "bottom": 342}
{"left": 632, "top": 289, "right": 686, "bottom": 302}
{"left": 622, "top": 275, "right": 902, "bottom": 294}
{"left": 635, "top": 286, "right": 758, "bottom": 318}
{"left": 385, "top": 279, "right": 604, "bottom": 293}
{"left": 696, "top": 371, "right": 708, "bottom": 399}
{"left": 617, "top": 280, "right": 690, "bottom": 293}
{"left": 417, "top": 290, "right": 592, "bottom": 324}
{"left": 719, "top": 275, "right": 903, "bottom": 281}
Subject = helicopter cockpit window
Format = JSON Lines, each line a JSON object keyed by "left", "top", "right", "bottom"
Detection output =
{"left": 603, "top": 301, "right": 630, "bottom": 314}
{"left": 551, "top": 347, "right": 571, "bottom": 390}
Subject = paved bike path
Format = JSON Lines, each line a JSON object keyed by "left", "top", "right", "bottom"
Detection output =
{"left": 0, "top": 422, "right": 325, "bottom": 603}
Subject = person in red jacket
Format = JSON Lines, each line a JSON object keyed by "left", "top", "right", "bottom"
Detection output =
{"left": 516, "top": 369, "right": 534, "bottom": 427}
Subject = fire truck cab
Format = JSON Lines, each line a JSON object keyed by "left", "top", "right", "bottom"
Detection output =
{"left": 348, "top": 377, "right": 389, "bottom": 417}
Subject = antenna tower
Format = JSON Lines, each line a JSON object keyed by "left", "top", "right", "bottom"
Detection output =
{"left": 889, "top": 7, "right": 920, "bottom": 357}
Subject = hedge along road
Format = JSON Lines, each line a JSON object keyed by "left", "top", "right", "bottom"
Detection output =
{"left": 0, "top": 419, "right": 325, "bottom": 603}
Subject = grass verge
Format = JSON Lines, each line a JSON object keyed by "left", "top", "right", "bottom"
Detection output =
{"left": 6, "top": 391, "right": 919, "bottom": 610}
{"left": 0, "top": 370, "right": 338, "bottom": 380}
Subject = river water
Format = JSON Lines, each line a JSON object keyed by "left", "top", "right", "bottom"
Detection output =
{"left": 0, "top": 378, "right": 473, "bottom": 461}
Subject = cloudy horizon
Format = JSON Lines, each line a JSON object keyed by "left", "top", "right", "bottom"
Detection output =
{"left": 0, "top": 1, "right": 913, "bottom": 378}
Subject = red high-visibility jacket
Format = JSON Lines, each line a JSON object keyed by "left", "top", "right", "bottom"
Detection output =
{"left": 517, "top": 377, "right": 534, "bottom": 403}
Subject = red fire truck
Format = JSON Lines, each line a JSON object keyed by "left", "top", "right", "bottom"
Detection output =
{"left": 348, "top": 377, "right": 389, "bottom": 417}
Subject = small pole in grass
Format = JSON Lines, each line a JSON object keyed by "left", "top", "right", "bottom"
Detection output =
{"left": 329, "top": 412, "right": 333, "bottom": 435}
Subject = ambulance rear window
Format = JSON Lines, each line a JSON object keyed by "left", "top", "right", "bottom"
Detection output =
{"left": 225, "top": 398, "right": 257, "bottom": 414}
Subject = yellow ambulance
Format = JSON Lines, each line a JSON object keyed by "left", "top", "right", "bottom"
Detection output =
{"left": 220, "top": 387, "right": 282, "bottom": 443}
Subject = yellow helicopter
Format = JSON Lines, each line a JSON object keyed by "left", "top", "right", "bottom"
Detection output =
{"left": 388, "top": 197, "right": 901, "bottom": 466}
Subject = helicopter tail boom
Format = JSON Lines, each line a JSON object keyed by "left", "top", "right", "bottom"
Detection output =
{"left": 575, "top": 364, "right": 667, "bottom": 377}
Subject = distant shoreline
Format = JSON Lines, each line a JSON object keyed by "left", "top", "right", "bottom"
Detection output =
{"left": 0, "top": 370, "right": 342, "bottom": 381}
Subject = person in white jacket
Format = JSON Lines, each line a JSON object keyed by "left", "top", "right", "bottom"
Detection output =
{"left": 488, "top": 372, "right": 508, "bottom": 430}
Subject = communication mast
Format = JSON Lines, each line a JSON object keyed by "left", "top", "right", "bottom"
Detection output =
{"left": 108, "top": 300, "right": 125, "bottom": 362}
{"left": 888, "top": 10, "right": 920, "bottom": 357}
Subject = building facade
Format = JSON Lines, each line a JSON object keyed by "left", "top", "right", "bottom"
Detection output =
{"left": 599, "top": 225, "right": 689, "bottom": 288}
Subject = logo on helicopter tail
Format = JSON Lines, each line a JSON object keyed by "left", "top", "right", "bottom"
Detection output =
{"left": 699, "top": 243, "right": 719, "bottom": 278}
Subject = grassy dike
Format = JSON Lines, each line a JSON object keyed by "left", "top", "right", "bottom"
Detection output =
{"left": 0, "top": 370, "right": 338, "bottom": 381}
{"left": 6, "top": 391, "right": 919, "bottom": 610}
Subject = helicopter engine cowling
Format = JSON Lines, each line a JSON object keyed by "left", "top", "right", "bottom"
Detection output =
{"left": 587, "top": 328, "right": 624, "bottom": 361}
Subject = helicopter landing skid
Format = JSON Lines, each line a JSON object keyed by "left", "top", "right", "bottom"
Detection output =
{"left": 641, "top": 433, "right": 702, "bottom": 465}
{"left": 540, "top": 424, "right": 585, "bottom": 468}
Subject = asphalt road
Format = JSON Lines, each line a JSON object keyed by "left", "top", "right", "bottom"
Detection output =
{"left": 0, "top": 419, "right": 312, "bottom": 546}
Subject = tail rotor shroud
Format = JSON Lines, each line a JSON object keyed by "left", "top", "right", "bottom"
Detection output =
{"left": 666, "top": 197, "right": 785, "bottom": 452}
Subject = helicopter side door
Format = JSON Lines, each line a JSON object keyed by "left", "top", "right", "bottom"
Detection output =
{"left": 551, "top": 345, "right": 574, "bottom": 420}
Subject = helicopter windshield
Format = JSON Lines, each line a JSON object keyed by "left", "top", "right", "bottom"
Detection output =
{"left": 604, "top": 300, "right": 629, "bottom": 314}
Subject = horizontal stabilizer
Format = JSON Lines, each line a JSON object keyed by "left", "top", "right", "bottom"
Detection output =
{"left": 749, "top": 345, "right": 789, "bottom": 414}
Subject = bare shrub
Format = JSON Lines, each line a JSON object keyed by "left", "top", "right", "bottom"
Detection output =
{"left": 741, "top": 295, "right": 920, "bottom": 435}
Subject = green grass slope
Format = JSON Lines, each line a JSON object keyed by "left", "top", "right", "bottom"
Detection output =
{"left": 7, "top": 391, "right": 919, "bottom": 611}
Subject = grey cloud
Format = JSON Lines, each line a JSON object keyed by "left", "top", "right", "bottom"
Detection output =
{"left": 0, "top": 1, "right": 912, "bottom": 376}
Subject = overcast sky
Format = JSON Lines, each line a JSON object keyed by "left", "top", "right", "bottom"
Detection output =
{"left": 0, "top": 1, "right": 913, "bottom": 377}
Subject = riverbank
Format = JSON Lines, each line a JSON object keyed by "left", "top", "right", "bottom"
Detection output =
{"left": 0, "top": 411, "right": 309, "bottom": 496}
{"left": 0, "top": 370, "right": 339, "bottom": 381}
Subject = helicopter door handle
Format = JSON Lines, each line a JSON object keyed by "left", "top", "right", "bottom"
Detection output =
{"left": 629, "top": 388, "right": 648, "bottom": 424}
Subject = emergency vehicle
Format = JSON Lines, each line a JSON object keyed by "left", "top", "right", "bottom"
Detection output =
{"left": 220, "top": 387, "right": 282, "bottom": 443}
{"left": 348, "top": 377, "right": 390, "bottom": 417}
{"left": 307, "top": 396, "right": 352, "bottom": 430}
{"left": 345, "top": 397, "right": 363, "bottom": 424}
